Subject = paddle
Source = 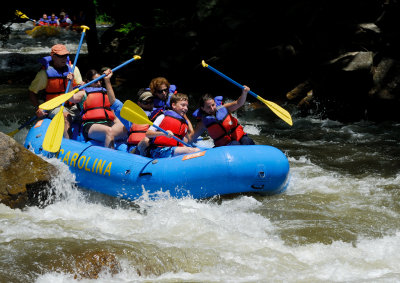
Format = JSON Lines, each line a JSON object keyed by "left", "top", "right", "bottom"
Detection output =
{"left": 42, "top": 26, "right": 89, "bottom": 152}
{"left": 7, "top": 116, "right": 37, "bottom": 137}
{"left": 201, "top": 60, "right": 293, "bottom": 126}
{"left": 15, "top": 10, "right": 41, "bottom": 24}
{"left": 39, "top": 55, "right": 142, "bottom": 111}
{"left": 120, "top": 100, "right": 193, "bottom": 147}
{"left": 42, "top": 54, "right": 141, "bottom": 152}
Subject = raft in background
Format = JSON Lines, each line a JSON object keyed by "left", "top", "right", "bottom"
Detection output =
{"left": 24, "top": 119, "right": 290, "bottom": 200}
{"left": 26, "top": 26, "right": 60, "bottom": 38}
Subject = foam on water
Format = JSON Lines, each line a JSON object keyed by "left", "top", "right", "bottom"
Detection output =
{"left": 2, "top": 23, "right": 400, "bottom": 280}
{"left": 1, "top": 153, "right": 399, "bottom": 282}
{"left": 2, "top": 111, "right": 400, "bottom": 282}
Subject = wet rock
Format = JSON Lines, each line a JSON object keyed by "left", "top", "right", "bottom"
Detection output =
{"left": 369, "top": 57, "right": 400, "bottom": 100}
{"left": 342, "top": 52, "right": 374, "bottom": 72}
{"left": 74, "top": 251, "right": 121, "bottom": 279}
{"left": 0, "top": 132, "right": 56, "bottom": 208}
{"left": 295, "top": 49, "right": 400, "bottom": 121}
{"left": 286, "top": 80, "right": 312, "bottom": 101}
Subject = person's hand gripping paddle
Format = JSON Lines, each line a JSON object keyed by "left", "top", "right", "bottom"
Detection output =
{"left": 202, "top": 60, "right": 293, "bottom": 126}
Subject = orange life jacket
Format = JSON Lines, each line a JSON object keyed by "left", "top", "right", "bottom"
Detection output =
{"left": 127, "top": 124, "right": 149, "bottom": 145}
{"left": 152, "top": 110, "right": 188, "bottom": 147}
{"left": 41, "top": 56, "right": 76, "bottom": 102}
{"left": 81, "top": 87, "right": 115, "bottom": 123}
{"left": 202, "top": 106, "right": 245, "bottom": 147}
{"left": 127, "top": 109, "right": 164, "bottom": 145}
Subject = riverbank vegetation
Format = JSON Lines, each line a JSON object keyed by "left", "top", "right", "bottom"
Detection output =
{"left": 1, "top": 1, "right": 400, "bottom": 122}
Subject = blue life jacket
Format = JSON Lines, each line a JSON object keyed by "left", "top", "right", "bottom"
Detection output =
{"left": 192, "top": 96, "right": 223, "bottom": 119}
{"left": 39, "top": 56, "right": 73, "bottom": 101}
{"left": 152, "top": 84, "right": 177, "bottom": 110}
{"left": 197, "top": 97, "right": 245, "bottom": 147}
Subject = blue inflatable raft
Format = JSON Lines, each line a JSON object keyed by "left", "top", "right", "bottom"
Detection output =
{"left": 24, "top": 119, "right": 290, "bottom": 200}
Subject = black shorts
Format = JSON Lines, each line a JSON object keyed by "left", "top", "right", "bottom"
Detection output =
{"left": 82, "top": 121, "right": 114, "bottom": 141}
{"left": 227, "top": 135, "right": 255, "bottom": 146}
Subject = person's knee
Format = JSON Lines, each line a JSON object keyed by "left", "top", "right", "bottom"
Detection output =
{"left": 228, "top": 140, "right": 241, "bottom": 146}
{"left": 185, "top": 147, "right": 200, "bottom": 154}
{"left": 105, "top": 127, "right": 115, "bottom": 140}
{"left": 240, "top": 135, "right": 255, "bottom": 145}
{"left": 104, "top": 127, "right": 115, "bottom": 148}
{"left": 137, "top": 137, "right": 150, "bottom": 156}
{"left": 138, "top": 137, "right": 150, "bottom": 146}
{"left": 189, "top": 147, "right": 200, "bottom": 153}
{"left": 112, "top": 124, "right": 127, "bottom": 139}
{"left": 63, "top": 112, "right": 71, "bottom": 121}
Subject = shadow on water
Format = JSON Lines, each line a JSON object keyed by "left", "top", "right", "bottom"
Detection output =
{"left": 246, "top": 105, "right": 400, "bottom": 178}
{"left": 2, "top": 21, "right": 400, "bottom": 283}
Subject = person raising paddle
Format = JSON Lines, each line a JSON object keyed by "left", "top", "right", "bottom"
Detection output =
{"left": 69, "top": 69, "right": 126, "bottom": 148}
{"left": 191, "top": 86, "right": 255, "bottom": 147}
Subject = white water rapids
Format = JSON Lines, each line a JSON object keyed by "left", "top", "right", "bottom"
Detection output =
{"left": 1, "top": 22, "right": 400, "bottom": 282}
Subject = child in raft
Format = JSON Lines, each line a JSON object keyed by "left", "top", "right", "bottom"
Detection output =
{"left": 191, "top": 86, "right": 255, "bottom": 147}
{"left": 145, "top": 93, "right": 200, "bottom": 158}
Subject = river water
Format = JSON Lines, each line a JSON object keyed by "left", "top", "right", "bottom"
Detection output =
{"left": 1, "top": 22, "right": 400, "bottom": 282}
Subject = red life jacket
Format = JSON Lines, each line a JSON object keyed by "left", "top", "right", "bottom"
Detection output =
{"left": 127, "top": 109, "right": 164, "bottom": 145}
{"left": 38, "top": 19, "right": 49, "bottom": 26}
{"left": 41, "top": 56, "right": 76, "bottom": 102}
{"left": 202, "top": 106, "right": 245, "bottom": 147}
{"left": 81, "top": 87, "right": 115, "bottom": 123}
{"left": 153, "top": 110, "right": 188, "bottom": 147}
{"left": 59, "top": 18, "right": 70, "bottom": 28}
{"left": 127, "top": 124, "right": 149, "bottom": 145}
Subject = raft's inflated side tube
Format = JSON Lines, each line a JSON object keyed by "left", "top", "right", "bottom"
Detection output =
{"left": 24, "top": 119, "right": 290, "bottom": 200}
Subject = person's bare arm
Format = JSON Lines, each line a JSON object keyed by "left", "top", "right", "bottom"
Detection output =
{"left": 69, "top": 90, "right": 86, "bottom": 104}
{"left": 103, "top": 69, "right": 116, "bottom": 105}
{"left": 29, "top": 91, "right": 46, "bottom": 117}
{"left": 224, "top": 85, "right": 250, "bottom": 112}
{"left": 189, "top": 120, "right": 206, "bottom": 143}
{"left": 146, "top": 129, "right": 173, "bottom": 138}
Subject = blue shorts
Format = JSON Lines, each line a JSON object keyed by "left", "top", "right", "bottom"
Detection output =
{"left": 149, "top": 146, "right": 176, "bottom": 158}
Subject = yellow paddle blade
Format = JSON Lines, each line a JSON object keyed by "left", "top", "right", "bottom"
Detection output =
{"left": 42, "top": 107, "right": 65, "bottom": 152}
{"left": 15, "top": 10, "right": 29, "bottom": 19}
{"left": 256, "top": 96, "right": 293, "bottom": 126}
{"left": 25, "top": 26, "right": 40, "bottom": 35}
{"left": 7, "top": 128, "right": 19, "bottom": 137}
{"left": 39, "top": 89, "right": 79, "bottom": 110}
{"left": 120, "top": 100, "right": 153, "bottom": 126}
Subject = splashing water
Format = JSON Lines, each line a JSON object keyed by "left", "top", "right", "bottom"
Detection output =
{"left": 1, "top": 22, "right": 400, "bottom": 282}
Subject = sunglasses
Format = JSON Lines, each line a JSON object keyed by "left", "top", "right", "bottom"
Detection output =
{"left": 140, "top": 100, "right": 154, "bottom": 105}
{"left": 54, "top": 54, "right": 68, "bottom": 59}
{"left": 157, "top": 88, "right": 169, "bottom": 94}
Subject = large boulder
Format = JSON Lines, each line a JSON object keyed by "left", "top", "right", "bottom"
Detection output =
{"left": 0, "top": 132, "right": 56, "bottom": 208}
{"left": 73, "top": 251, "right": 121, "bottom": 279}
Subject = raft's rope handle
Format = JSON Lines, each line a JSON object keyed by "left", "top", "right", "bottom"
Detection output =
{"left": 138, "top": 159, "right": 157, "bottom": 177}
{"left": 76, "top": 144, "right": 94, "bottom": 162}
